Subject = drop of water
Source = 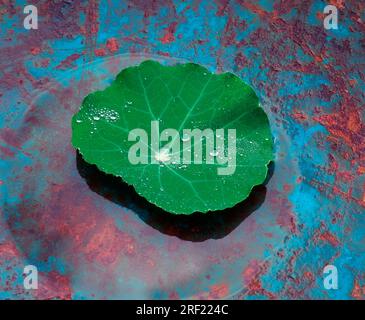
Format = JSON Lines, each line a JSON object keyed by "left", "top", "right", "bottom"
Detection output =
{"left": 155, "top": 149, "right": 171, "bottom": 163}
{"left": 181, "top": 133, "right": 191, "bottom": 142}
{"left": 209, "top": 150, "right": 219, "bottom": 157}
{"left": 76, "top": 119, "right": 82, "bottom": 123}
{"left": 93, "top": 116, "right": 100, "bottom": 120}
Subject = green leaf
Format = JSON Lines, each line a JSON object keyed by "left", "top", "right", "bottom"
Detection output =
{"left": 72, "top": 60, "right": 274, "bottom": 214}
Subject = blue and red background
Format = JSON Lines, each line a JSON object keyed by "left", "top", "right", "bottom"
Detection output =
{"left": 0, "top": 0, "right": 364, "bottom": 299}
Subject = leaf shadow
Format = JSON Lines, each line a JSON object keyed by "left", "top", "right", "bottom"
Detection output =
{"left": 76, "top": 151, "right": 274, "bottom": 242}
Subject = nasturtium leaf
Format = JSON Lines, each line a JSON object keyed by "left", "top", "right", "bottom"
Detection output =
{"left": 72, "top": 60, "right": 274, "bottom": 214}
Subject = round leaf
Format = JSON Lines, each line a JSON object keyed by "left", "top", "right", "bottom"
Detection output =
{"left": 72, "top": 60, "right": 274, "bottom": 214}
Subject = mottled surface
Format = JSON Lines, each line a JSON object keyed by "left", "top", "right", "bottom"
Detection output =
{"left": 0, "top": 0, "right": 364, "bottom": 299}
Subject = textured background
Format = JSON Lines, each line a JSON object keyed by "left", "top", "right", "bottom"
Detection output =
{"left": 0, "top": 0, "right": 364, "bottom": 299}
